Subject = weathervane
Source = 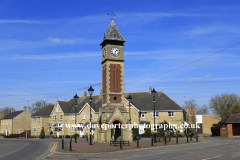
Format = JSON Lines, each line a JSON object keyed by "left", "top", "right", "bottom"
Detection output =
{"left": 108, "top": 10, "right": 116, "bottom": 20}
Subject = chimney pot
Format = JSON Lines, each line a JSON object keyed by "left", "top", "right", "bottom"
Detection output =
{"left": 84, "top": 91, "right": 87, "bottom": 97}
{"left": 149, "top": 87, "right": 152, "bottom": 93}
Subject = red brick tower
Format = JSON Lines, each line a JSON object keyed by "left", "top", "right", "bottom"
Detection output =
{"left": 100, "top": 19, "right": 126, "bottom": 110}
{"left": 96, "top": 20, "right": 131, "bottom": 142}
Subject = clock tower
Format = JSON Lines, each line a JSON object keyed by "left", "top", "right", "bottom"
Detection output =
{"left": 95, "top": 20, "right": 132, "bottom": 142}
{"left": 100, "top": 19, "right": 125, "bottom": 110}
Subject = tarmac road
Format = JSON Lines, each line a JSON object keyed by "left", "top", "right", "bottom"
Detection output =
{"left": 45, "top": 137, "right": 240, "bottom": 160}
{"left": 0, "top": 139, "right": 60, "bottom": 160}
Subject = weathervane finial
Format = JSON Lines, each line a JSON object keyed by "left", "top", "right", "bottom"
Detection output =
{"left": 108, "top": 10, "right": 116, "bottom": 20}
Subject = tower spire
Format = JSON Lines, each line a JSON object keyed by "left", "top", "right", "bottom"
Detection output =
{"left": 108, "top": 10, "right": 116, "bottom": 20}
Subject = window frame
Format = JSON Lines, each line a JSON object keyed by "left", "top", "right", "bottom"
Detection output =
{"left": 152, "top": 112, "right": 159, "bottom": 117}
{"left": 72, "top": 115, "right": 76, "bottom": 120}
{"left": 3, "top": 120, "right": 4, "bottom": 125}
{"left": 17, "top": 129, "right": 20, "bottom": 134}
{"left": 168, "top": 111, "right": 175, "bottom": 117}
{"left": 34, "top": 118, "right": 36, "bottom": 122}
{"left": 38, "top": 127, "right": 40, "bottom": 133}
{"left": 141, "top": 112, "right": 145, "bottom": 118}
{"left": 82, "top": 114, "right": 85, "bottom": 120}
{"left": 60, "top": 115, "right": 62, "bottom": 120}
{"left": 38, "top": 118, "right": 40, "bottom": 122}
{"left": 53, "top": 115, "right": 56, "bottom": 121}
{"left": 222, "top": 124, "right": 225, "bottom": 130}
{"left": 6, "top": 120, "right": 8, "bottom": 125}
{"left": 33, "top": 127, "right": 36, "bottom": 132}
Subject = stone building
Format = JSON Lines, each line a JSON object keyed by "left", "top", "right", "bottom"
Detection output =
{"left": 0, "top": 107, "right": 31, "bottom": 136}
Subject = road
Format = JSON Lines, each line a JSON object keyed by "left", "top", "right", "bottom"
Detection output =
{"left": 0, "top": 137, "right": 240, "bottom": 160}
{"left": 45, "top": 137, "right": 240, "bottom": 160}
{"left": 0, "top": 139, "right": 60, "bottom": 160}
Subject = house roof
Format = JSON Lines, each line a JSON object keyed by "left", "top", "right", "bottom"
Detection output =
{"left": 2, "top": 110, "right": 23, "bottom": 119}
{"left": 31, "top": 104, "right": 54, "bottom": 117}
{"left": 124, "top": 92, "right": 183, "bottom": 111}
{"left": 218, "top": 113, "right": 240, "bottom": 124}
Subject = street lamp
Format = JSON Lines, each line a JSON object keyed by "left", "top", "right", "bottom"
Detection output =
{"left": 151, "top": 88, "right": 157, "bottom": 143}
{"left": 88, "top": 86, "right": 94, "bottom": 145}
{"left": 74, "top": 93, "right": 79, "bottom": 143}
{"left": 127, "top": 95, "right": 132, "bottom": 125}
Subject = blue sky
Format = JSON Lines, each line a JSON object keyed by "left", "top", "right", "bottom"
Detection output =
{"left": 0, "top": 0, "right": 240, "bottom": 112}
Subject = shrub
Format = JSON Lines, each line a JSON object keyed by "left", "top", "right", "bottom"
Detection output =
{"left": 40, "top": 128, "right": 45, "bottom": 139}
{"left": 170, "top": 131, "right": 174, "bottom": 137}
{"left": 59, "top": 135, "right": 62, "bottom": 139}
{"left": 211, "top": 124, "right": 220, "bottom": 136}
{"left": 72, "top": 133, "right": 79, "bottom": 139}
{"left": 65, "top": 135, "right": 70, "bottom": 138}
{"left": 92, "top": 134, "right": 94, "bottom": 139}
{"left": 52, "top": 134, "right": 57, "bottom": 139}
{"left": 178, "top": 134, "right": 183, "bottom": 137}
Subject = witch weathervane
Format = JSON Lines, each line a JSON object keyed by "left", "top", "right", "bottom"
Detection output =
{"left": 108, "top": 10, "right": 116, "bottom": 20}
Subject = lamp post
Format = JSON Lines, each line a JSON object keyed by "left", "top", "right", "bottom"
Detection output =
{"left": 74, "top": 93, "right": 79, "bottom": 143}
{"left": 26, "top": 99, "right": 29, "bottom": 139}
{"left": 151, "top": 88, "right": 157, "bottom": 143}
{"left": 127, "top": 95, "right": 132, "bottom": 125}
{"left": 88, "top": 86, "right": 94, "bottom": 145}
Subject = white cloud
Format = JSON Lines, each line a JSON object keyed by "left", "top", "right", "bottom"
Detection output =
{"left": 0, "top": 19, "right": 52, "bottom": 24}
{"left": 48, "top": 38, "right": 61, "bottom": 43}
{"left": 48, "top": 38, "right": 76, "bottom": 44}
{"left": 205, "top": 74, "right": 210, "bottom": 78}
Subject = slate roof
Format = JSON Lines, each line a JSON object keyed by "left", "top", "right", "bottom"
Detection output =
{"left": 2, "top": 110, "right": 23, "bottom": 119}
{"left": 34, "top": 91, "right": 183, "bottom": 117}
{"left": 31, "top": 104, "right": 54, "bottom": 117}
{"left": 100, "top": 20, "right": 125, "bottom": 45}
{"left": 218, "top": 113, "right": 240, "bottom": 124}
{"left": 124, "top": 92, "right": 183, "bottom": 111}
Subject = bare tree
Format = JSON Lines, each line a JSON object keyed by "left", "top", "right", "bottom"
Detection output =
{"left": 209, "top": 93, "right": 240, "bottom": 120}
{"left": 0, "top": 107, "right": 12, "bottom": 116}
{"left": 197, "top": 104, "right": 209, "bottom": 115}
{"left": 183, "top": 99, "right": 198, "bottom": 108}
{"left": 28, "top": 100, "right": 49, "bottom": 114}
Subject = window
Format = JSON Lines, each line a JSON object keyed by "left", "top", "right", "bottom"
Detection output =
{"left": 10, "top": 120, "right": 11, "bottom": 125}
{"left": 6, "top": 120, "right": 8, "bottom": 125}
{"left": 168, "top": 111, "right": 174, "bottom": 117}
{"left": 38, "top": 127, "right": 40, "bottom": 133}
{"left": 3, "top": 120, "right": 4, "bottom": 125}
{"left": 60, "top": 115, "right": 62, "bottom": 120}
{"left": 222, "top": 124, "right": 225, "bottom": 130}
{"left": 153, "top": 112, "right": 159, "bottom": 117}
{"left": 33, "top": 127, "right": 36, "bottom": 132}
{"left": 71, "top": 127, "right": 75, "bottom": 132}
{"left": 34, "top": 118, "right": 36, "bottom": 122}
{"left": 82, "top": 114, "right": 85, "bottom": 119}
{"left": 53, "top": 115, "right": 56, "bottom": 121}
{"left": 141, "top": 112, "right": 145, "bottom": 118}
{"left": 17, "top": 129, "right": 20, "bottom": 134}
{"left": 38, "top": 118, "right": 40, "bottom": 122}
{"left": 72, "top": 115, "right": 76, "bottom": 120}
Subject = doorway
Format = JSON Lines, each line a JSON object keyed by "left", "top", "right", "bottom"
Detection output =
{"left": 113, "top": 120, "right": 122, "bottom": 140}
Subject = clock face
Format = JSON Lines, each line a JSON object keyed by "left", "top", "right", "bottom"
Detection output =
{"left": 103, "top": 48, "right": 106, "bottom": 58}
{"left": 111, "top": 47, "right": 120, "bottom": 57}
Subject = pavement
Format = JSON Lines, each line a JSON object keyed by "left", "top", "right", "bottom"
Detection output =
{"left": 57, "top": 137, "right": 197, "bottom": 153}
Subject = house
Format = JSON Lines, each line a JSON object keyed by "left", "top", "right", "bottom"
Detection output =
{"left": 31, "top": 104, "right": 55, "bottom": 136}
{"left": 0, "top": 107, "right": 31, "bottom": 136}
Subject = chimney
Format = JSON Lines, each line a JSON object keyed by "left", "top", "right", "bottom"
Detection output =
{"left": 11, "top": 108, "right": 15, "bottom": 113}
{"left": 100, "top": 90, "right": 102, "bottom": 95}
{"left": 84, "top": 91, "right": 87, "bottom": 97}
{"left": 149, "top": 87, "right": 152, "bottom": 93}
{"left": 23, "top": 106, "right": 27, "bottom": 111}
{"left": 227, "top": 104, "right": 232, "bottom": 115}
